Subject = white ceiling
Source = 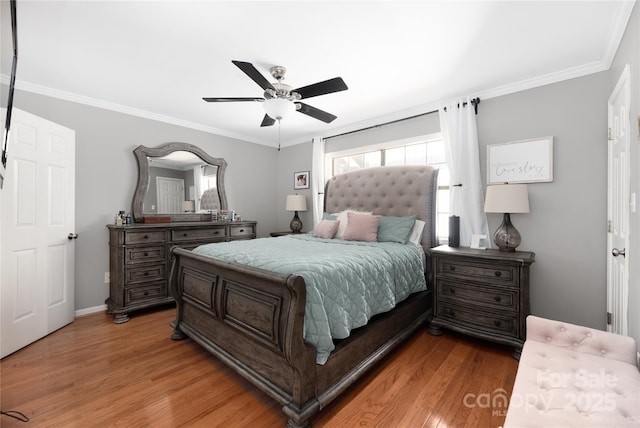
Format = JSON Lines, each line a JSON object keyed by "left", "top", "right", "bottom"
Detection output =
{"left": 0, "top": 1, "right": 634, "bottom": 148}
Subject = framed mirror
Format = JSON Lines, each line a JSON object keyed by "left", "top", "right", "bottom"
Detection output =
{"left": 132, "top": 142, "right": 228, "bottom": 223}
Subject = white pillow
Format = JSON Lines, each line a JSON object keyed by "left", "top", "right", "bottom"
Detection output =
{"left": 334, "top": 209, "right": 372, "bottom": 239}
{"left": 408, "top": 219, "right": 426, "bottom": 246}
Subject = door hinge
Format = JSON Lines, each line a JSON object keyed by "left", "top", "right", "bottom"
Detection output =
{"left": 608, "top": 127, "right": 613, "bottom": 141}
{"left": 607, "top": 312, "right": 612, "bottom": 325}
{"left": 608, "top": 220, "right": 612, "bottom": 233}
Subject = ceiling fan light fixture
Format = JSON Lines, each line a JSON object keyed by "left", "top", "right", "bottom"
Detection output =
{"left": 263, "top": 98, "right": 295, "bottom": 120}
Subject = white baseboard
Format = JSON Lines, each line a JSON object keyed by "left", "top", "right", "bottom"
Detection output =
{"left": 75, "top": 304, "right": 107, "bottom": 317}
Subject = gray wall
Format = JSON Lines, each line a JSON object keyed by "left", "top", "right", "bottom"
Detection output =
{"left": 280, "top": 71, "right": 612, "bottom": 331}
{"left": 9, "top": 89, "right": 278, "bottom": 311}
{"left": 610, "top": 3, "right": 640, "bottom": 346}
{"left": 477, "top": 73, "right": 609, "bottom": 329}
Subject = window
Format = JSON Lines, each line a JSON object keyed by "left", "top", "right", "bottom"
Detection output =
{"left": 327, "top": 134, "right": 450, "bottom": 242}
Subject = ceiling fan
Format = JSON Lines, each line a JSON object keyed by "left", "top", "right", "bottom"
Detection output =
{"left": 203, "top": 60, "right": 348, "bottom": 127}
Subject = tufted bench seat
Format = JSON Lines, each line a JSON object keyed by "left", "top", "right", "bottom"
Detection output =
{"left": 504, "top": 315, "right": 640, "bottom": 427}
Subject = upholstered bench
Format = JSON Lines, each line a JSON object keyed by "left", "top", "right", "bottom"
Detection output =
{"left": 504, "top": 315, "right": 640, "bottom": 427}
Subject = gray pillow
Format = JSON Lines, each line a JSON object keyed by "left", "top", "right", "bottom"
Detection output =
{"left": 377, "top": 215, "right": 417, "bottom": 244}
{"left": 323, "top": 212, "right": 338, "bottom": 220}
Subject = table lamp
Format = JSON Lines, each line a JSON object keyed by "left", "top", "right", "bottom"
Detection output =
{"left": 286, "top": 194, "right": 307, "bottom": 233}
{"left": 484, "top": 184, "right": 529, "bottom": 252}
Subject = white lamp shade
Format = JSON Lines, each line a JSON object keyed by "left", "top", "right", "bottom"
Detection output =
{"left": 263, "top": 98, "right": 296, "bottom": 120}
{"left": 484, "top": 184, "right": 530, "bottom": 213}
{"left": 285, "top": 194, "right": 307, "bottom": 212}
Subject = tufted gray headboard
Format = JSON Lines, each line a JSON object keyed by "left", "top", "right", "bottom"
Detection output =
{"left": 323, "top": 165, "right": 439, "bottom": 251}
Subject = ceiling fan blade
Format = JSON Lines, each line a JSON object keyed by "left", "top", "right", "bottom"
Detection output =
{"left": 232, "top": 60, "right": 275, "bottom": 91}
{"left": 294, "top": 77, "right": 348, "bottom": 99}
{"left": 202, "top": 97, "right": 264, "bottom": 102}
{"left": 296, "top": 102, "right": 337, "bottom": 123}
{"left": 260, "top": 114, "right": 276, "bottom": 127}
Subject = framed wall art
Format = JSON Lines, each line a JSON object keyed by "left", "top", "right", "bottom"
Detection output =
{"left": 294, "top": 171, "right": 310, "bottom": 189}
{"left": 487, "top": 136, "right": 553, "bottom": 184}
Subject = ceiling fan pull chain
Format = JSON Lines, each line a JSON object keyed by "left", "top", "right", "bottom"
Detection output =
{"left": 277, "top": 120, "right": 281, "bottom": 152}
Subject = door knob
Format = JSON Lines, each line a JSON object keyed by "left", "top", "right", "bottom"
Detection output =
{"left": 612, "top": 247, "right": 625, "bottom": 257}
{"left": 68, "top": 233, "right": 79, "bottom": 240}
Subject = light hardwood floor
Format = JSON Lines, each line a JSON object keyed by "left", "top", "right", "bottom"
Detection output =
{"left": 0, "top": 307, "right": 518, "bottom": 427}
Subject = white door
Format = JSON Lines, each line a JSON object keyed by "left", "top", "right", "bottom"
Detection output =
{"left": 1, "top": 108, "right": 75, "bottom": 358}
{"left": 156, "top": 176, "right": 183, "bottom": 214}
{"left": 606, "top": 65, "right": 630, "bottom": 335}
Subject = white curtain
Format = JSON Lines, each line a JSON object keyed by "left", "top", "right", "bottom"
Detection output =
{"left": 311, "top": 136, "right": 325, "bottom": 227}
{"left": 439, "top": 98, "right": 490, "bottom": 247}
{"left": 192, "top": 166, "right": 203, "bottom": 212}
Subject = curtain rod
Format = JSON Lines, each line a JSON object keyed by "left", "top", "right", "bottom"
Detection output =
{"left": 325, "top": 97, "right": 480, "bottom": 141}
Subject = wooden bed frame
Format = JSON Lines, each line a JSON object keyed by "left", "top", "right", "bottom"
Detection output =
{"left": 170, "top": 165, "right": 439, "bottom": 427}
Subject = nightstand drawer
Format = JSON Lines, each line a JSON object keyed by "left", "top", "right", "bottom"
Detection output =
{"left": 437, "top": 258, "right": 517, "bottom": 287}
{"left": 438, "top": 280, "right": 518, "bottom": 311}
{"left": 125, "top": 282, "right": 167, "bottom": 305}
{"left": 125, "top": 230, "right": 166, "bottom": 244}
{"left": 230, "top": 224, "right": 255, "bottom": 237}
{"left": 438, "top": 302, "right": 519, "bottom": 338}
{"left": 126, "top": 263, "right": 166, "bottom": 283}
{"left": 172, "top": 227, "right": 226, "bottom": 241}
{"left": 125, "top": 246, "right": 166, "bottom": 265}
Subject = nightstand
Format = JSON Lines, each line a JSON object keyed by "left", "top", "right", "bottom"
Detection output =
{"left": 270, "top": 231, "right": 304, "bottom": 237}
{"left": 427, "top": 245, "right": 535, "bottom": 359}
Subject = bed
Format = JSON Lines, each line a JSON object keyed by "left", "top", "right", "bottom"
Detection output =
{"left": 169, "top": 165, "right": 439, "bottom": 427}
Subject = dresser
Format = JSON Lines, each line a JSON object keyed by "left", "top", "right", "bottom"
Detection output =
{"left": 106, "top": 221, "right": 256, "bottom": 323}
{"left": 427, "top": 245, "right": 535, "bottom": 359}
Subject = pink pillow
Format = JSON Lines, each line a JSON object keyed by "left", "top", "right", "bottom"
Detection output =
{"left": 342, "top": 212, "right": 381, "bottom": 242}
{"left": 312, "top": 220, "right": 340, "bottom": 239}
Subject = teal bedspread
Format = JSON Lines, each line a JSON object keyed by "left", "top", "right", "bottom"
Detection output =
{"left": 192, "top": 234, "right": 426, "bottom": 364}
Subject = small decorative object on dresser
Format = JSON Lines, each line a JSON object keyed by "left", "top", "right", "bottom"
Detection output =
{"left": 427, "top": 245, "right": 535, "bottom": 359}
{"left": 106, "top": 221, "right": 256, "bottom": 323}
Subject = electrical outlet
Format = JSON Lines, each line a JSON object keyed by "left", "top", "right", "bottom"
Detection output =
{"left": 104, "top": 272, "right": 110, "bottom": 284}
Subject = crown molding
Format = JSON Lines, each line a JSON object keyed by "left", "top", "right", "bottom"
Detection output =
{"left": 0, "top": 76, "right": 271, "bottom": 147}
{"left": 602, "top": 0, "right": 636, "bottom": 69}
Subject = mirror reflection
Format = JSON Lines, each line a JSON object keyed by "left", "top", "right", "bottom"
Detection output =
{"left": 132, "top": 142, "right": 228, "bottom": 223}
{"left": 143, "top": 151, "right": 219, "bottom": 214}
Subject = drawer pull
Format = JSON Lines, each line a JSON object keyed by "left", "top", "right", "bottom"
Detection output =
{"left": 239, "top": 229, "right": 245, "bottom": 233}
{"left": 143, "top": 234, "right": 149, "bottom": 239}
{"left": 449, "top": 266, "right": 456, "bottom": 271}
{"left": 144, "top": 291, "right": 149, "bottom": 296}
{"left": 144, "top": 252, "right": 149, "bottom": 257}
{"left": 449, "top": 288, "right": 455, "bottom": 294}
{"left": 494, "top": 296, "right": 501, "bottom": 302}
{"left": 144, "top": 272, "right": 149, "bottom": 276}
{"left": 183, "top": 233, "right": 188, "bottom": 237}
{"left": 448, "top": 309, "right": 455, "bottom": 316}
{"left": 494, "top": 320, "right": 502, "bottom": 327}
{"left": 494, "top": 271, "right": 502, "bottom": 277}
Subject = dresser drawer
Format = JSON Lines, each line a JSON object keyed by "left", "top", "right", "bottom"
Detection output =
{"left": 125, "top": 230, "right": 166, "bottom": 245}
{"left": 230, "top": 224, "right": 255, "bottom": 238}
{"left": 437, "top": 258, "right": 517, "bottom": 287}
{"left": 438, "top": 302, "right": 519, "bottom": 338}
{"left": 125, "top": 246, "right": 166, "bottom": 265}
{"left": 125, "top": 282, "right": 167, "bottom": 305}
{"left": 126, "top": 263, "right": 166, "bottom": 284}
{"left": 437, "top": 280, "right": 519, "bottom": 312}
{"left": 172, "top": 227, "right": 226, "bottom": 242}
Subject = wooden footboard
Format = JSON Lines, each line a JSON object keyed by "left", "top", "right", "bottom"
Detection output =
{"left": 170, "top": 246, "right": 432, "bottom": 427}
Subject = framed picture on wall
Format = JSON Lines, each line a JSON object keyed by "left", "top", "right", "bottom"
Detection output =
{"left": 294, "top": 171, "right": 310, "bottom": 189}
{"left": 487, "top": 136, "right": 553, "bottom": 184}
